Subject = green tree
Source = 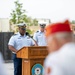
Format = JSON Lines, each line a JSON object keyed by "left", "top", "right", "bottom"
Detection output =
{"left": 33, "top": 19, "right": 38, "bottom": 26}
{"left": 71, "top": 20, "right": 75, "bottom": 24}
{"left": 10, "top": 10, "right": 17, "bottom": 24}
{"left": 10, "top": 0, "right": 26, "bottom": 24}
{"left": 10, "top": 0, "right": 38, "bottom": 26}
{"left": 10, "top": 0, "right": 38, "bottom": 34}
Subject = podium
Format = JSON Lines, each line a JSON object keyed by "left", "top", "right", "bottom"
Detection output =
{"left": 17, "top": 46, "right": 48, "bottom": 75}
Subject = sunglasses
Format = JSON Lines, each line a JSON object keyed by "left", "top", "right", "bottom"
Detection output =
{"left": 21, "top": 27, "right": 26, "bottom": 30}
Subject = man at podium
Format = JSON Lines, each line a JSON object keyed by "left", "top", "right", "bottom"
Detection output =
{"left": 8, "top": 23, "right": 35, "bottom": 75}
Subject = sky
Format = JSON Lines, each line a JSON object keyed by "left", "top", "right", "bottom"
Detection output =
{"left": 0, "top": 0, "right": 75, "bottom": 22}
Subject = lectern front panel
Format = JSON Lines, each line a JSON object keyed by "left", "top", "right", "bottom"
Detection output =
{"left": 22, "top": 59, "right": 44, "bottom": 75}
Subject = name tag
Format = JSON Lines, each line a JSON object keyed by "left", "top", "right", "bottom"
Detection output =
{"left": 18, "top": 38, "right": 21, "bottom": 39}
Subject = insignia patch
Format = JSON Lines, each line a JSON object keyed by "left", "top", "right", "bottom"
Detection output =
{"left": 36, "top": 31, "right": 39, "bottom": 33}
{"left": 38, "top": 35, "right": 41, "bottom": 36}
{"left": 32, "top": 64, "right": 43, "bottom": 75}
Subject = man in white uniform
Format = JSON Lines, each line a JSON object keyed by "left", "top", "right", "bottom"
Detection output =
{"left": 8, "top": 23, "right": 35, "bottom": 75}
{"left": 33, "top": 22, "right": 47, "bottom": 46}
{"left": 44, "top": 20, "right": 75, "bottom": 75}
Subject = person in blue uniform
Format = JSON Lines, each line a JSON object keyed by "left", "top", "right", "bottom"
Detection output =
{"left": 8, "top": 23, "right": 35, "bottom": 75}
{"left": 33, "top": 22, "right": 47, "bottom": 46}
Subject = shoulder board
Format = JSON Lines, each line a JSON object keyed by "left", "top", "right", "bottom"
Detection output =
{"left": 12, "top": 34, "right": 18, "bottom": 36}
{"left": 36, "top": 31, "right": 39, "bottom": 33}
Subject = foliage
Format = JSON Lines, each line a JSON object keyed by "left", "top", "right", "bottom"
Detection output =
{"left": 33, "top": 19, "right": 38, "bottom": 26}
{"left": 26, "top": 28, "right": 33, "bottom": 34}
{"left": 71, "top": 20, "right": 75, "bottom": 24}
{"left": 10, "top": 0, "right": 39, "bottom": 34}
{"left": 10, "top": 0, "right": 38, "bottom": 26}
{"left": 10, "top": 0, "right": 26, "bottom": 24}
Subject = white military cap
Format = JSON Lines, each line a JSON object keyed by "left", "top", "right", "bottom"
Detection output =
{"left": 38, "top": 21, "right": 46, "bottom": 28}
{"left": 17, "top": 23, "right": 26, "bottom": 27}
{"left": 38, "top": 21, "right": 46, "bottom": 25}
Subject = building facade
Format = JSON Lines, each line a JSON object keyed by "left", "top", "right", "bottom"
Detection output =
{"left": 0, "top": 18, "right": 10, "bottom": 32}
{"left": 36, "top": 18, "right": 51, "bottom": 25}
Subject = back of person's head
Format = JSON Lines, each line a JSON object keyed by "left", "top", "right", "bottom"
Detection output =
{"left": 52, "top": 32, "right": 73, "bottom": 43}
{"left": 45, "top": 20, "right": 73, "bottom": 53}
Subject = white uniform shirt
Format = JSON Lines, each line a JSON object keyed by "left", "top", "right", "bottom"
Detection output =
{"left": 44, "top": 43, "right": 75, "bottom": 75}
{"left": 8, "top": 32, "right": 35, "bottom": 51}
{"left": 33, "top": 30, "right": 47, "bottom": 46}
{"left": 0, "top": 53, "right": 8, "bottom": 75}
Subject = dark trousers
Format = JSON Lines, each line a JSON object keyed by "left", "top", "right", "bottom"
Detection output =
{"left": 13, "top": 54, "right": 22, "bottom": 75}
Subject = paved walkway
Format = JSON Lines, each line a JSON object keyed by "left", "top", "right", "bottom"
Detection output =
{"left": 4, "top": 63, "right": 14, "bottom": 75}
